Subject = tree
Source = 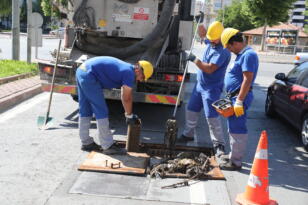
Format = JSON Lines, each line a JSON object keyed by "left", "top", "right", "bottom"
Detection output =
{"left": 41, "top": 0, "right": 71, "bottom": 17}
{"left": 0, "top": 0, "right": 11, "bottom": 16}
{"left": 304, "top": 0, "right": 308, "bottom": 33}
{"left": 216, "top": 0, "right": 254, "bottom": 32}
{"left": 243, "top": 0, "right": 296, "bottom": 51}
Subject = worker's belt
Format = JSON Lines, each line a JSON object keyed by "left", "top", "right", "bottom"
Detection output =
{"left": 226, "top": 87, "right": 253, "bottom": 99}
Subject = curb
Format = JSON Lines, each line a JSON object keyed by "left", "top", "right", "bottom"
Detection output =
{"left": 0, "top": 84, "right": 42, "bottom": 114}
{"left": 0, "top": 73, "right": 36, "bottom": 85}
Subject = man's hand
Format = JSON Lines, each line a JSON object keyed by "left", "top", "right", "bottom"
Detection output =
{"left": 198, "top": 24, "right": 207, "bottom": 39}
{"left": 187, "top": 53, "right": 198, "bottom": 64}
{"left": 195, "top": 11, "right": 204, "bottom": 23}
{"left": 125, "top": 114, "right": 140, "bottom": 125}
{"left": 233, "top": 99, "right": 244, "bottom": 117}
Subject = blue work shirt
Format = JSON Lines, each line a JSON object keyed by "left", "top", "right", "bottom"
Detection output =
{"left": 84, "top": 56, "right": 135, "bottom": 89}
{"left": 224, "top": 46, "right": 259, "bottom": 93}
{"left": 197, "top": 43, "right": 231, "bottom": 90}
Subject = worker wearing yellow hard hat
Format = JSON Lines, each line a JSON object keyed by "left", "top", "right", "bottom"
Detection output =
{"left": 76, "top": 56, "right": 153, "bottom": 155}
{"left": 219, "top": 28, "right": 259, "bottom": 171}
{"left": 179, "top": 21, "right": 231, "bottom": 160}
{"left": 138, "top": 60, "right": 154, "bottom": 81}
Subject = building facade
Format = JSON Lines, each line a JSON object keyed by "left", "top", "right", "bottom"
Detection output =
{"left": 291, "top": 0, "right": 307, "bottom": 27}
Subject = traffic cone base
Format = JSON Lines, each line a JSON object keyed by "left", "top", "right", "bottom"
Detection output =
{"left": 236, "top": 193, "right": 278, "bottom": 205}
{"left": 235, "top": 131, "right": 278, "bottom": 205}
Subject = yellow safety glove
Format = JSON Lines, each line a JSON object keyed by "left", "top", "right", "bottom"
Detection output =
{"left": 234, "top": 99, "right": 244, "bottom": 117}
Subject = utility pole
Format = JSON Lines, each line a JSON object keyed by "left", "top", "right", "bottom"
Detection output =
{"left": 27, "top": 0, "right": 32, "bottom": 63}
{"left": 12, "top": 0, "right": 20, "bottom": 60}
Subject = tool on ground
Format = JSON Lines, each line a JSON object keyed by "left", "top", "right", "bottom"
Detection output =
{"left": 126, "top": 118, "right": 142, "bottom": 152}
{"left": 37, "top": 40, "right": 62, "bottom": 129}
{"left": 212, "top": 98, "right": 234, "bottom": 118}
{"left": 236, "top": 131, "right": 278, "bottom": 205}
{"left": 164, "top": 4, "right": 206, "bottom": 148}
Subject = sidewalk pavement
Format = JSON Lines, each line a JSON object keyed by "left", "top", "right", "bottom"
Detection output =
{"left": 0, "top": 76, "right": 42, "bottom": 113}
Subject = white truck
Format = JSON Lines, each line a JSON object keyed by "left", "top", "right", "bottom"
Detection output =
{"left": 38, "top": 0, "right": 197, "bottom": 105}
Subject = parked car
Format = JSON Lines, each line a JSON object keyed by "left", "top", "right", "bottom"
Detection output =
{"left": 265, "top": 54, "right": 308, "bottom": 151}
{"left": 49, "top": 27, "right": 65, "bottom": 37}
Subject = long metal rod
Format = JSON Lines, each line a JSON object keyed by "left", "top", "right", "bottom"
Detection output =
{"left": 172, "top": 1, "right": 206, "bottom": 118}
{"left": 44, "top": 40, "right": 62, "bottom": 124}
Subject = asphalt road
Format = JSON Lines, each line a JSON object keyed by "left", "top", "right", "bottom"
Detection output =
{"left": 0, "top": 44, "right": 308, "bottom": 204}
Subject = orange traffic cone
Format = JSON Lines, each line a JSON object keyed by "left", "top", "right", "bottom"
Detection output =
{"left": 236, "top": 130, "right": 278, "bottom": 205}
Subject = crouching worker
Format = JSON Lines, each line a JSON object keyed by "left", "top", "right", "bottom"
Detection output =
{"left": 76, "top": 56, "right": 153, "bottom": 154}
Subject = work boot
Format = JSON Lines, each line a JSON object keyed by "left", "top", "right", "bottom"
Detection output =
{"left": 213, "top": 144, "right": 225, "bottom": 158}
{"left": 219, "top": 161, "right": 242, "bottom": 171}
{"left": 103, "top": 143, "right": 127, "bottom": 155}
{"left": 177, "top": 134, "right": 194, "bottom": 143}
{"left": 81, "top": 142, "right": 101, "bottom": 152}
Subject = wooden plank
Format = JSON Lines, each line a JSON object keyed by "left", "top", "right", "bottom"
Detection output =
{"left": 163, "top": 157, "right": 225, "bottom": 180}
{"left": 78, "top": 152, "right": 149, "bottom": 175}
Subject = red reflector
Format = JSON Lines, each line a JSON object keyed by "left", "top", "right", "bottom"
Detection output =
{"left": 43, "top": 66, "right": 53, "bottom": 74}
{"left": 165, "top": 74, "right": 175, "bottom": 81}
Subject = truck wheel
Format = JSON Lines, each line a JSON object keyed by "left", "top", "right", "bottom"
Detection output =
{"left": 71, "top": 94, "right": 79, "bottom": 102}
{"left": 301, "top": 114, "right": 308, "bottom": 152}
{"left": 265, "top": 91, "right": 275, "bottom": 117}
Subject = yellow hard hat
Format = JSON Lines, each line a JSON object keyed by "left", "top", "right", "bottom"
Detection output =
{"left": 206, "top": 21, "right": 224, "bottom": 41}
{"left": 138, "top": 60, "right": 153, "bottom": 81}
{"left": 221, "top": 28, "right": 240, "bottom": 48}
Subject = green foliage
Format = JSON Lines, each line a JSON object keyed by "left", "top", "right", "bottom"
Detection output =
{"left": 0, "top": 60, "right": 37, "bottom": 78}
{"left": 304, "top": 25, "right": 308, "bottom": 34}
{"left": 243, "top": 0, "right": 296, "bottom": 27}
{"left": 0, "top": 0, "right": 11, "bottom": 16}
{"left": 41, "top": 0, "right": 68, "bottom": 17}
{"left": 216, "top": 0, "right": 254, "bottom": 31}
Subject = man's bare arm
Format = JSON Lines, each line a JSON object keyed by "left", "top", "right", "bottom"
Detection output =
{"left": 121, "top": 85, "right": 133, "bottom": 115}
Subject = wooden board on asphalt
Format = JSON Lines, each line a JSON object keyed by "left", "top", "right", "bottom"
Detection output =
{"left": 78, "top": 151, "right": 149, "bottom": 175}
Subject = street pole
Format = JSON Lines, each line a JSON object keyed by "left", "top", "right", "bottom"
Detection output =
{"left": 12, "top": 0, "right": 20, "bottom": 60}
{"left": 27, "top": 0, "right": 32, "bottom": 63}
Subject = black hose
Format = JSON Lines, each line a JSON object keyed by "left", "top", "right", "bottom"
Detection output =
{"left": 75, "top": 0, "right": 176, "bottom": 60}
{"left": 73, "top": 0, "right": 96, "bottom": 29}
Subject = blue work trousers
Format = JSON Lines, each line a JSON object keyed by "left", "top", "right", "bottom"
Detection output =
{"left": 227, "top": 92, "right": 253, "bottom": 134}
{"left": 187, "top": 83, "right": 222, "bottom": 118}
{"left": 76, "top": 68, "right": 108, "bottom": 119}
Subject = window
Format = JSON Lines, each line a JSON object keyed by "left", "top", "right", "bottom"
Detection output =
{"left": 287, "top": 62, "right": 308, "bottom": 83}
{"left": 299, "top": 71, "right": 308, "bottom": 87}
{"left": 301, "top": 77, "right": 308, "bottom": 87}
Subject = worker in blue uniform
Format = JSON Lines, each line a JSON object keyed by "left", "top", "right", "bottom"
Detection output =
{"left": 179, "top": 21, "right": 231, "bottom": 158}
{"left": 76, "top": 56, "right": 153, "bottom": 154}
{"left": 219, "top": 28, "right": 259, "bottom": 170}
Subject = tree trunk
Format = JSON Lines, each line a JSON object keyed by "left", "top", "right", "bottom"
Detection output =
{"left": 261, "top": 20, "right": 267, "bottom": 52}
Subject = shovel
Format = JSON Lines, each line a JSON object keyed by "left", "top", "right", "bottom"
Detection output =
{"left": 37, "top": 40, "right": 62, "bottom": 129}
{"left": 164, "top": 9, "right": 205, "bottom": 148}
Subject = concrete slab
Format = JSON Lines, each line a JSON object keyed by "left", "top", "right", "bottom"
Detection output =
{"left": 69, "top": 170, "right": 231, "bottom": 205}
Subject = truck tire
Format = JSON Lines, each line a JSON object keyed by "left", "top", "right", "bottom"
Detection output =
{"left": 301, "top": 114, "right": 308, "bottom": 152}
